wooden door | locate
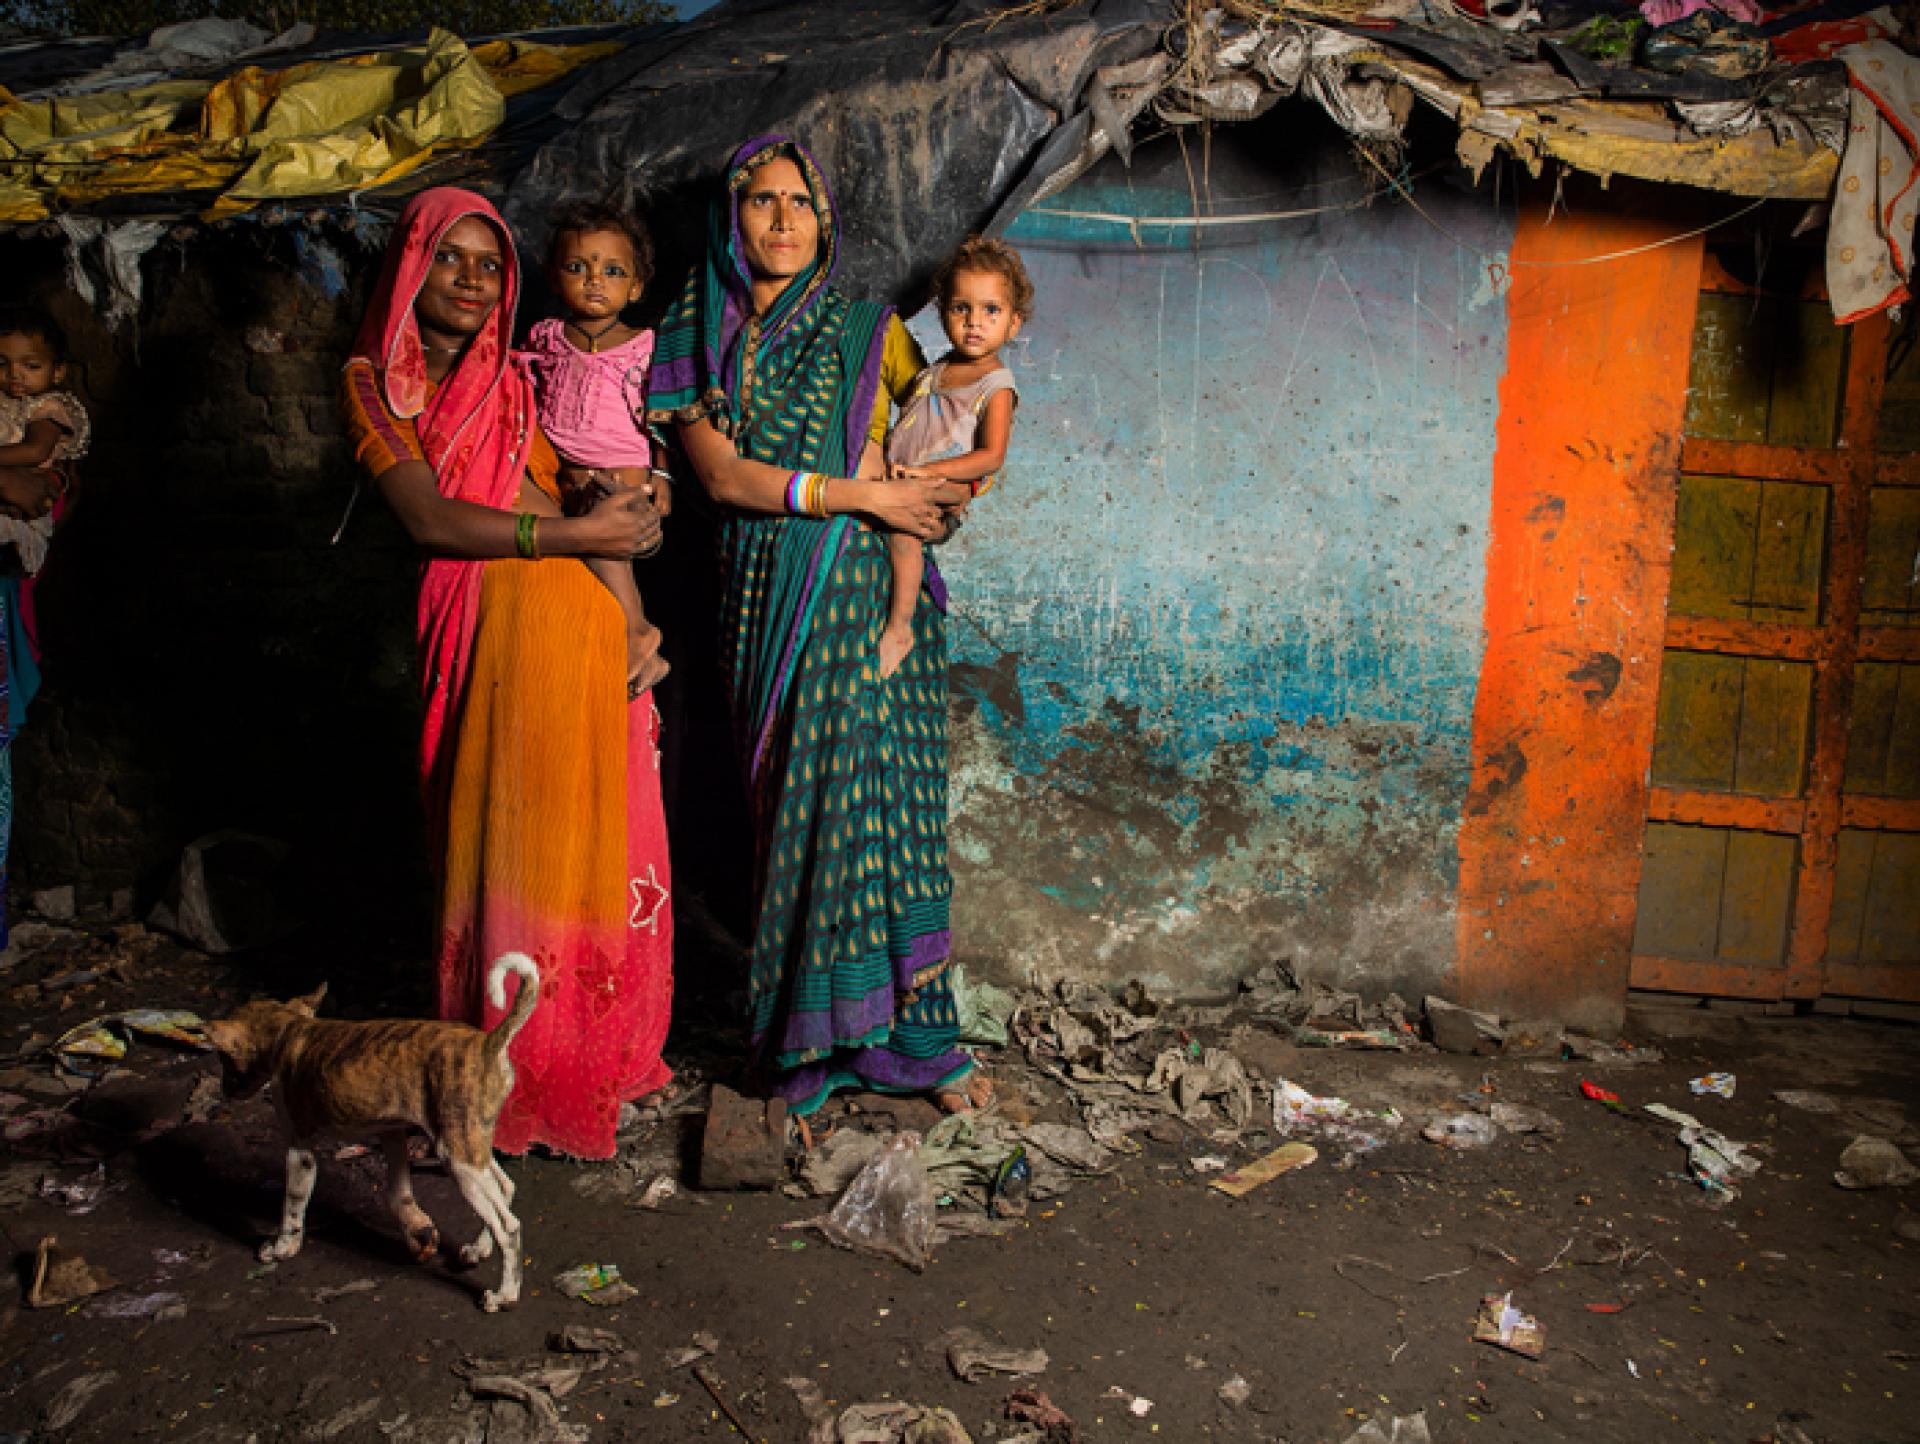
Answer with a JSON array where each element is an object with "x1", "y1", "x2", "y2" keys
[{"x1": 1630, "y1": 251, "x2": 1920, "y2": 1003}]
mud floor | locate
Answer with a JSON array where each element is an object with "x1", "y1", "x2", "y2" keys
[{"x1": 0, "y1": 922, "x2": 1916, "y2": 1443}]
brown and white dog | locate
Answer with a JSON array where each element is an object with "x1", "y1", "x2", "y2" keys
[{"x1": 202, "y1": 952, "x2": 538, "y2": 1311}]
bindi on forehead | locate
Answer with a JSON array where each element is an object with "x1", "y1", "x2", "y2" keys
[{"x1": 556, "y1": 229, "x2": 636, "y2": 266}]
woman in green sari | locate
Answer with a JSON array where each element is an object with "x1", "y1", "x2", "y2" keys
[{"x1": 651, "y1": 135, "x2": 988, "y2": 1119}]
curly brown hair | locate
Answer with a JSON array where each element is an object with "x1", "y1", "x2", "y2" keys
[
  {"x1": 932, "y1": 235, "x2": 1034, "y2": 319},
  {"x1": 545, "y1": 199, "x2": 654, "y2": 289}
]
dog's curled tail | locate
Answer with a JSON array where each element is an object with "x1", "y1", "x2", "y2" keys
[{"x1": 484, "y1": 952, "x2": 540, "y2": 1053}]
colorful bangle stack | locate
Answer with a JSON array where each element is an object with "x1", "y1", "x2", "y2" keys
[
  {"x1": 784, "y1": 471, "x2": 831, "y2": 519},
  {"x1": 514, "y1": 511, "x2": 540, "y2": 560}
]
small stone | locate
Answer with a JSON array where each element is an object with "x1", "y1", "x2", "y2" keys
[{"x1": 30, "y1": 886, "x2": 75, "y2": 921}]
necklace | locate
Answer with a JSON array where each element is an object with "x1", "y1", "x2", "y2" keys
[
  {"x1": 567, "y1": 316, "x2": 626, "y2": 354},
  {"x1": 423, "y1": 342, "x2": 465, "y2": 354}
]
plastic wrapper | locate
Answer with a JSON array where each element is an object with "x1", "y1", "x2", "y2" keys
[{"x1": 820, "y1": 1133, "x2": 939, "y2": 1273}]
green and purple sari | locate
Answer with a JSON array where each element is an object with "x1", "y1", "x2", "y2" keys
[{"x1": 650, "y1": 135, "x2": 972, "y2": 1117}]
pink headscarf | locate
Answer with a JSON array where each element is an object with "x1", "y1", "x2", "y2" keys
[{"x1": 350, "y1": 187, "x2": 535, "y2": 797}]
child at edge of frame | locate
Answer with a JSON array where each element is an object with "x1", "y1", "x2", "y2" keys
[
  {"x1": 877, "y1": 235, "x2": 1030, "y2": 679},
  {"x1": 0, "y1": 305, "x2": 87, "y2": 577},
  {"x1": 523, "y1": 199, "x2": 672, "y2": 699}
]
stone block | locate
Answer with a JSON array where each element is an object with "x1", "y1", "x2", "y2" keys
[
  {"x1": 1425, "y1": 995, "x2": 1506, "y2": 1055},
  {"x1": 30, "y1": 885, "x2": 75, "y2": 920},
  {"x1": 698, "y1": 1083, "x2": 788, "y2": 1191}
]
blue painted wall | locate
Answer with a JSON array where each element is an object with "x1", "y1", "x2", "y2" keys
[{"x1": 921, "y1": 125, "x2": 1516, "y2": 994}]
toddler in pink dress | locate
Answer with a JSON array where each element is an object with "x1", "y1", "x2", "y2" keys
[{"x1": 526, "y1": 202, "x2": 670, "y2": 695}]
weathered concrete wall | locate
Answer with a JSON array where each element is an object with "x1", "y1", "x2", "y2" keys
[{"x1": 934, "y1": 119, "x2": 1514, "y2": 997}]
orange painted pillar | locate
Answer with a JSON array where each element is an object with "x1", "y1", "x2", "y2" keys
[{"x1": 1453, "y1": 200, "x2": 1704, "y2": 1033}]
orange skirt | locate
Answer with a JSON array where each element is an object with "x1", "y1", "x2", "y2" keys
[{"x1": 432, "y1": 556, "x2": 672, "y2": 1157}]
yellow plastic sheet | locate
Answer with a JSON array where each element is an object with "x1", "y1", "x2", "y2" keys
[{"x1": 0, "y1": 30, "x2": 620, "y2": 223}]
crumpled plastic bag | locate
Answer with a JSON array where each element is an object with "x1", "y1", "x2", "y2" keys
[
  {"x1": 819, "y1": 1134, "x2": 939, "y2": 1272},
  {"x1": 1834, "y1": 1135, "x2": 1918, "y2": 1190}
]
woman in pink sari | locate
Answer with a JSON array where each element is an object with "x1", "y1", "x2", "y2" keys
[{"x1": 340, "y1": 187, "x2": 674, "y2": 1158}]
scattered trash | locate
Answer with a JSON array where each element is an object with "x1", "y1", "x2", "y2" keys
[
  {"x1": 312, "y1": 1278, "x2": 378, "y2": 1303},
  {"x1": 1341, "y1": 1413, "x2": 1433, "y2": 1444},
  {"x1": 1646, "y1": 1103, "x2": 1762, "y2": 1203},
  {"x1": 148, "y1": 829, "x2": 293, "y2": 954},
  {"x1": 1773, "y1": 1089, "x2": 1839, "y2": 1113},
  {"x1": 1209, "y1": 1141, "x2": 1317, "y2": 1197},
  {"x1": 550, "y1": 1325, "x2": 626, "y2": 1355},
  {"x1": 1580, "y1": 1080, "x2": 1628, "y2": 1112},
  {"x1": 1102, "y1": 1387, "x2": 1154, "y2": 1417},
  {"x1": 552, "y1": 1262, "x2": 638, "y2": 1307},
  {"x1": 1019, "y1": 1123, "x2": 1111, "y2": 1175},
  {"x1": 1627, "y1": 1359, "x2": 1641, "y2": 1378},
  {"x1": 52, "y1": 1009, "x2": 209, "y2": 1075},
  {"x1": 799, "y1": 1127, "x2": 892, "y2": 1198},
  {"x1": 1296, "y1": 1027, "x2": 1409, "y2": 1050},
  {"x1": 1488, "y1": 1102, "x2": 1563, "y2": 1138},
  {"x1": 1005, "y1": 1385, "x2": 1078, "y2": 1442},
  {"x1": 460, "y1": 1360, "x2": 591, "y2": 1444},
  {"x1": 84, "y1": 1289, "x2": 187, "y2": 1320},
  {"x1": 954, "y1": 963, "x2": 1017, "y2": 1048},
  {"x1": 1585, "y1": 1300, "x2": 1632, "y2": 1314},
  {"x1": 1273, "y1": 1078, "x2": 1399, "y2": 1155},
  {"x1": 26, "y1": 1235, "x2": 115, "y2": 1308},
  {"x1": 945, "y1": 1326, "x2": 1048, "y2": 1382},
  {"x1": 662, "y1": 1331, "x2": 719, "y2": 1369},
  {"x1": 41, "y1": 1371, "x2": 118, "y2": 1432},
  {"x1": 1423, "y1": 1113, "x2": 1499, "y2": 1149},
  {"x1": 1189, "y1": 1154, "x2": 1230, "y2": 1173},
  {"x1": 635, "y1": 1175, "x2": 678, "y2": 1210},
  {"x1": 785, "y1": 1375, "x2": 837, "y2": 1444},
  {"x1": 837, "y1": 1401, "x2": 974, "y2": 1443},
  {"x1": 990, "y1": 1148, "x2": 1032, "y2": 1220},
  {"x1": 1564, "y1": 1035, "x2": 1663, "y2": 1066},
  {"x1": 239, "y1": 1315, "x2": 337, "y2": 1339},
  {"x1": 807, "y1": 1133, "x2": 940, "y2": 1272},
  {"x1": 1473, "y1": 1291, "x2": 1546, "y2": 1359},
  {"x1": 38, "y1": 1163, "x2": 116, "y2": 1214},
  {"x1": 1690, "y1": 1072, "x2": 1736, "y2": 1099},
  {"x1": 1425, "y1": 996, "x2": 1506, "y2": 1055},
  {"x1": 1217, "y1": 1374, "x2": 1252, "y2": 1408},
  {"x1": 1834, "y1": 1136, "x2": 1918, "y2": 1190}
]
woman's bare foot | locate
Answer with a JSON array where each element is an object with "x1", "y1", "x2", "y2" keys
[
  {"x1": 627, "y1": 624, "x2": 670, "y2": 698},
  {"x1": 877, "y1": 622, "x2": 914, "y2": 679},
  {"x1": 933, "y1": 1069, "x2": 993, "y2": 1115}
]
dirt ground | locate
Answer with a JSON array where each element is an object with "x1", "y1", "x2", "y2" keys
[{"x1": 1, "y1": 916, "x2": 1917, "y2": 1444}]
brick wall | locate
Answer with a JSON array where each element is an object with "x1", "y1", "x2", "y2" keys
[{"x1": 4, "y1": 223, "x2": 432, "y2": 921}]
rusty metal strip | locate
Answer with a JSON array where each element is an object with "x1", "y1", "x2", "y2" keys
[
  {"x1": 1839, "y1": 795, "x2": 1920, "y2": 829},
  {"x1": 1664, "y1": 616, "x2": 1821, "y2": 661},
  {"x1": 1872, "y1": 454, "x2": 1920, "y2": 488},
  {"x1": 1784, "y1": 315, "x2": 1891, "y2": 999},
  {"x1": 1647, "y1": 786, "x2": 1806, "y2": 832},
  {"x1": 1680, "y1": 439, "x2": 1851, "y2": 485},
  {"x1": 1816, "y1": 963, "x2": 1920, "y2": 1002},
  {"x1": 1858, "y1": 628, "x2": 1920, "y2": 662},
  {"x1": 1628, "y1": 954, "x2": 1788, "y2": 1000}
]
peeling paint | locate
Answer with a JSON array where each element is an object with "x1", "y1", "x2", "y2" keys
[{"x1": 918, "y1": 126, "x2": 1514, "y2": 996}]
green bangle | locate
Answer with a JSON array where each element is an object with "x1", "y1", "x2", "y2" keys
[{"x1": 514, "y1": 511, "x2": 537, "y2": 560}]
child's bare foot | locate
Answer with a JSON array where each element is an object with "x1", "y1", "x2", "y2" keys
[
  {"x1": 627, "y1": 624, "x2": 669, "y2": 699},
  {"x1": 877, "y1": 622, "x2": 914, "y2": 679}
]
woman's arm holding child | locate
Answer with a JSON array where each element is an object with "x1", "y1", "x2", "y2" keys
[
  {"x1": 889, "y1": 389, "x2": 1016, "y2": 489},
  {"x1": 0, "y1": 418, "x2": 67, "y2": 471}
]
